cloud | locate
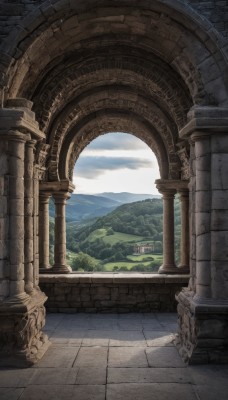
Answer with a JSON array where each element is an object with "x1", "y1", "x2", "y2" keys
[
  {"x1": 74, "y1": 156, "x2": 153, "y2": 179},
  {"x1": 84, "y1": 132, "x2": 147, "y2": 152}
]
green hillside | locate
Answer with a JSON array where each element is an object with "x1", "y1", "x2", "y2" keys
[
  {"x1": 50, "y1": 197, "x2": 181, "y2": 273},
  {"x1": 65, "y1": 199, "x2": 165, "y2": 272},
  {"x1": 49, "y1": 192, "x2": 160, "y2": 223},
  {"x1": 49, "y1": 193, "x2": 120, "y2": 222}
]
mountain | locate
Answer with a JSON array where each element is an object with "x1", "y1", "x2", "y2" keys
[
  {"x1": 49, "y1": 194, "x2": 120, "y2": 222},
  {"x1": 66, "y1": 198, "x2": 164, "y2": 259},
  {"x1": 49, "y1": 192, "x2": 161, "y2": 223},
  {"x1": 97, "y1": 192, "x2": 161, "y2": 204}
]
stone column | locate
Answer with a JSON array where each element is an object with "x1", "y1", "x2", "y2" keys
[
  {"x1": 24, "y1": 140, "x2": 36, "y2": 294},
  {"x1": 39, "y1": 192, "x2": 51, "y2": 273},
  {"x1": 175, "y1": 106, "x2": 228, "y2": 365},
  {"x1": 188, "y1": 141, "x2": 196, "y2": 292},
  {"x1": 0, "y1": 100, "x2": 50, "y2": 367},
  {"x1": 177, "y1": 189, "x2": 190, "y2": 273},
  {"x1": 158, "y1": 189, "x2": 178, "y2": 274},
  {"x1": 8, "y1": 132, "x2": 28, "y2": 298},
  {"x1": 194, "y1": 135, "x2": 212, "y2": 300},
  {"x1": 33, "y1": 166, "x2": 40, "y2": 288},
  {"x1": 52, "y1": 192, "x2": 72, "y2": 274}
]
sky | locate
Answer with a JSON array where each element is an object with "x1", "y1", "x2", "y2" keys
[{"x1": 73, "y1": 132, "x2": 160, "y2": 194}]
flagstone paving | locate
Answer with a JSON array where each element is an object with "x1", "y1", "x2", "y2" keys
[{"x1": 0, "y1": 313, "x2": 228, "y2": 400}]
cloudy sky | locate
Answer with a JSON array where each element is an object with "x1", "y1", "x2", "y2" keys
[{"x1": 73, "y1": 132, "x2": 160, "y2": 194}]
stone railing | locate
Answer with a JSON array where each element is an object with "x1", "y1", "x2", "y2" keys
[{"x1": 39, "y1": 273, "x2": 189, "y2": 313}]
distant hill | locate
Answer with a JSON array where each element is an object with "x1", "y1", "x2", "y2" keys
[
  {"x1": 49, "y1": 192, "x2": 161, "y2": 222},
  {"x1": 98, "y1": 192, "x2": 160, "y2": 204},
  {"x1": 66, "y1": 198, "x2": 165, "y2": 264},
  {"x1": 49, "y1": 194, "x2": 120, "y2": 222},
  {"x1": 65, "y1": 197, "x2": 181, "y2": 262},
  {"x1": 77, "y1": 198, "x2": 163, "y2": 242}
]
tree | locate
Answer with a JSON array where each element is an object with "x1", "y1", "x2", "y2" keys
[{"x1": 71, "y1": 252, "x2": 96, "y2": 272}]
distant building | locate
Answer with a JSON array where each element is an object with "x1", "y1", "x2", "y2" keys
[{"x1": 133, "y1": 243, "x2": 154, "y2": 255}]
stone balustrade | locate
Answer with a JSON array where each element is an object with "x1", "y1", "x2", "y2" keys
[{"x1": 39, "y1": 274, "x2": 189, "y2": 313}]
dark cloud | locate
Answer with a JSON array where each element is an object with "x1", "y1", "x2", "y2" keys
[
  {"x1": 84, "y1": 132, "x2": 147, "y2": 151},
  {"x1": 74, "y1": 156, "x2": 153, "y2": 179}
]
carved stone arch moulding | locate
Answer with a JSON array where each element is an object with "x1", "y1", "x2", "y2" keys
[
  {"x1": 47, "y1": 92, "x2": 179, "y2": 175},
  {"x1": 57, "y1": 113, "x2": 177, "y2": 183},
  {"x1": 1, "y1": 1, "x2": 227, "y2": 109}
]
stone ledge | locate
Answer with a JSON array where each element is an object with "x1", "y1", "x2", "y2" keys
[
  {"x1": 40, "y1": 273, "x2": 190, "y2": 284},
  {"x1": 39, "y1": 274, "x2": 189, "y2": 313}
]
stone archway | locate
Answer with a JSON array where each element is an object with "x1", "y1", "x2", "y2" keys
[{"x1": 0, "y1": 0, "x2": 228, "y2": 366}]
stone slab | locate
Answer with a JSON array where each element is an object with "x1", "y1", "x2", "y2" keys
[
  {"x1": 108, "y1": 347, "x2": 148, "y2": 367},
  {"x1": 33, "y1": 347, "x2": 80, "y2": 368},
  {"x1": 71, "y1": 385, "x2": 106, "y2": 399},
  {"x1": 143, "y1": 331, "x2": 175, "y2": 346},
  {"x1": 28, "y1": 368, "x2": 77, "y2": 385},
  {"x1": 75, "y1": 367, "x2": 107, "y2": 385},
  {"x1": 146, "y1": 347, "x2": 186, "y2": 368},
  {"x1": 19, "y1": 385, "x2": 74, "y2": 400},
  {"x1": 0, "y1": 369, "x2": 35, "y2": 387},
  {"x1": 107, "y1": 367, "x2": 191, "y2": 384},
  {"x1": 109, "y1": 330, "x2": 146, "y2": 347},
  {"x1": 188, "y1": 365, "x2": 228, "y2": 386},
  {"x1": 106, "y1": 383, "x2": 197, "y2": 400},
  {"x1": 195, "y1": 384, "x2": 228, "y2": 400},
  {"x1": 73, "y1": 347, "x2": 108, "y2": 367},
  {"x1": 82, "y1": 330, "x2": 110, "y2": 346},
  {"x1": 0, "y1": 388, "x2": 24, "y2": 400}
]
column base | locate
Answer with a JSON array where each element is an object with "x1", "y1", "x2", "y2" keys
[
  {"x1": 51, "y1": 264, "x2": 72, "y2": 274},
  {"x1": 177, "y1": 265, "x2": 190, "y2": 274},
  {"x1": 158, "y1": 264, "x2": 179, "y2": 274},
  {"x1": 39, "y1": 266, "x2": 53, "y2": 274},
  {"x1": 175, "y1": 288, "x2": 228, "y2": 364},
  {"x1": 0, "y1": 289, "x2": 51, "y2": 367}
]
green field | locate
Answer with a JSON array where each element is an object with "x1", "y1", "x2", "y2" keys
[
  {"x1": 85, "y1": 228, "x2": 144, "y2": 245},
  {"x1": 103, "y1": 232, "x2": 144, "y2": 245},
  {"x1": 86, "y1": 228, "x2": 107, "y2": 242},
  {"x1": 103, "y1": 260, "x2": 154, "y2": 271},
  {"x1": 127, "y1": 254, "x2": 163, "y2": 262},
  {"x1": 67, "y1": 247, "x2": 163, "y2": 272},
  {"x1": 103, "y1": 253, "x2": 162, "y2": 271}
]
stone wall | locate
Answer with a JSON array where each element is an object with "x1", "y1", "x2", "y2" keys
[
  {"x1": 0, "y1": 1, "x2": 227, "y2": 39},
  {"x1": 39, "y1": 274, "x2": 189, "y2": 313}
]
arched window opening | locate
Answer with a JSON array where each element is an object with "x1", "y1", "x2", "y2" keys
[{"x1": 47, "y1": 132, "x2": 166, "y2": 273}]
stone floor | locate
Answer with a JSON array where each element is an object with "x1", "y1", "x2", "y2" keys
[{"x1": 0, "y1": 313, "x2": 228, "y2": 400}]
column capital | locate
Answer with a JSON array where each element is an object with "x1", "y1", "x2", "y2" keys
[
  {"x1": 179, "y1": 106, "x2": 228, "y2": 140},
  {"x1": 52, "y1": 191, "x2": 71, "y2": 204},
  {"x1": 39, "y1": 192, "x2": 51, "y2": 204},
  {"x1": 0, "y1": 99, "x2": 45, "y2": 141},
  {"x1": 39, "y1": 180, "x2": 75, "y2": 193},
  {"x1": 177, "y1": 188, "x2": 189, "y2": 197},
  {"x1": 0, "y1": 129, "x2": 30, "y2": 143},
  {"x1": 155, "y1": 179, "x2": 188, "y2": 195}
]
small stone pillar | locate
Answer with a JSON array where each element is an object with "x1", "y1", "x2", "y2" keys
[
  {"x1": 8, "y1": 132, "x2": 28, "y2": 298},
  {"x1": 39, "y1": 192, "x2": 51, "y2": 273},
  {"x1": 177, "y1": 189, "x2": 190, "y2": 273},
  {"x1": 24, "y1": 140, "x2": 36, "y2": 294},
  {"x1": 52, "y1": 192, "x2": 72, "y2": 274},
  {"x1": 156, "y1": 185, "x2": 178, "y2": 274}
]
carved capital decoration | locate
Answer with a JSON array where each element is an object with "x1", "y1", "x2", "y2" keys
[
  {"x1": 35, "y1": 142, "x2": 50, "y2": 181},
  {"x1": 0, "y1": 302, "x2": 50, "y2": 367},
  {"x1": 177, "y1": 145, "x2": 190, "y2": 180}
]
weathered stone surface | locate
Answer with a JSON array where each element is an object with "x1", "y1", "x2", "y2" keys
[
  {"x1": 40, "y1": 275, "x2": 189, "y2": 313},
  {"x1": 107, "y1": 383, "x2": 196, "y2": 400},
  {"x1": 108, "y1": 347, "x2": 148, "y2": 367}
]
